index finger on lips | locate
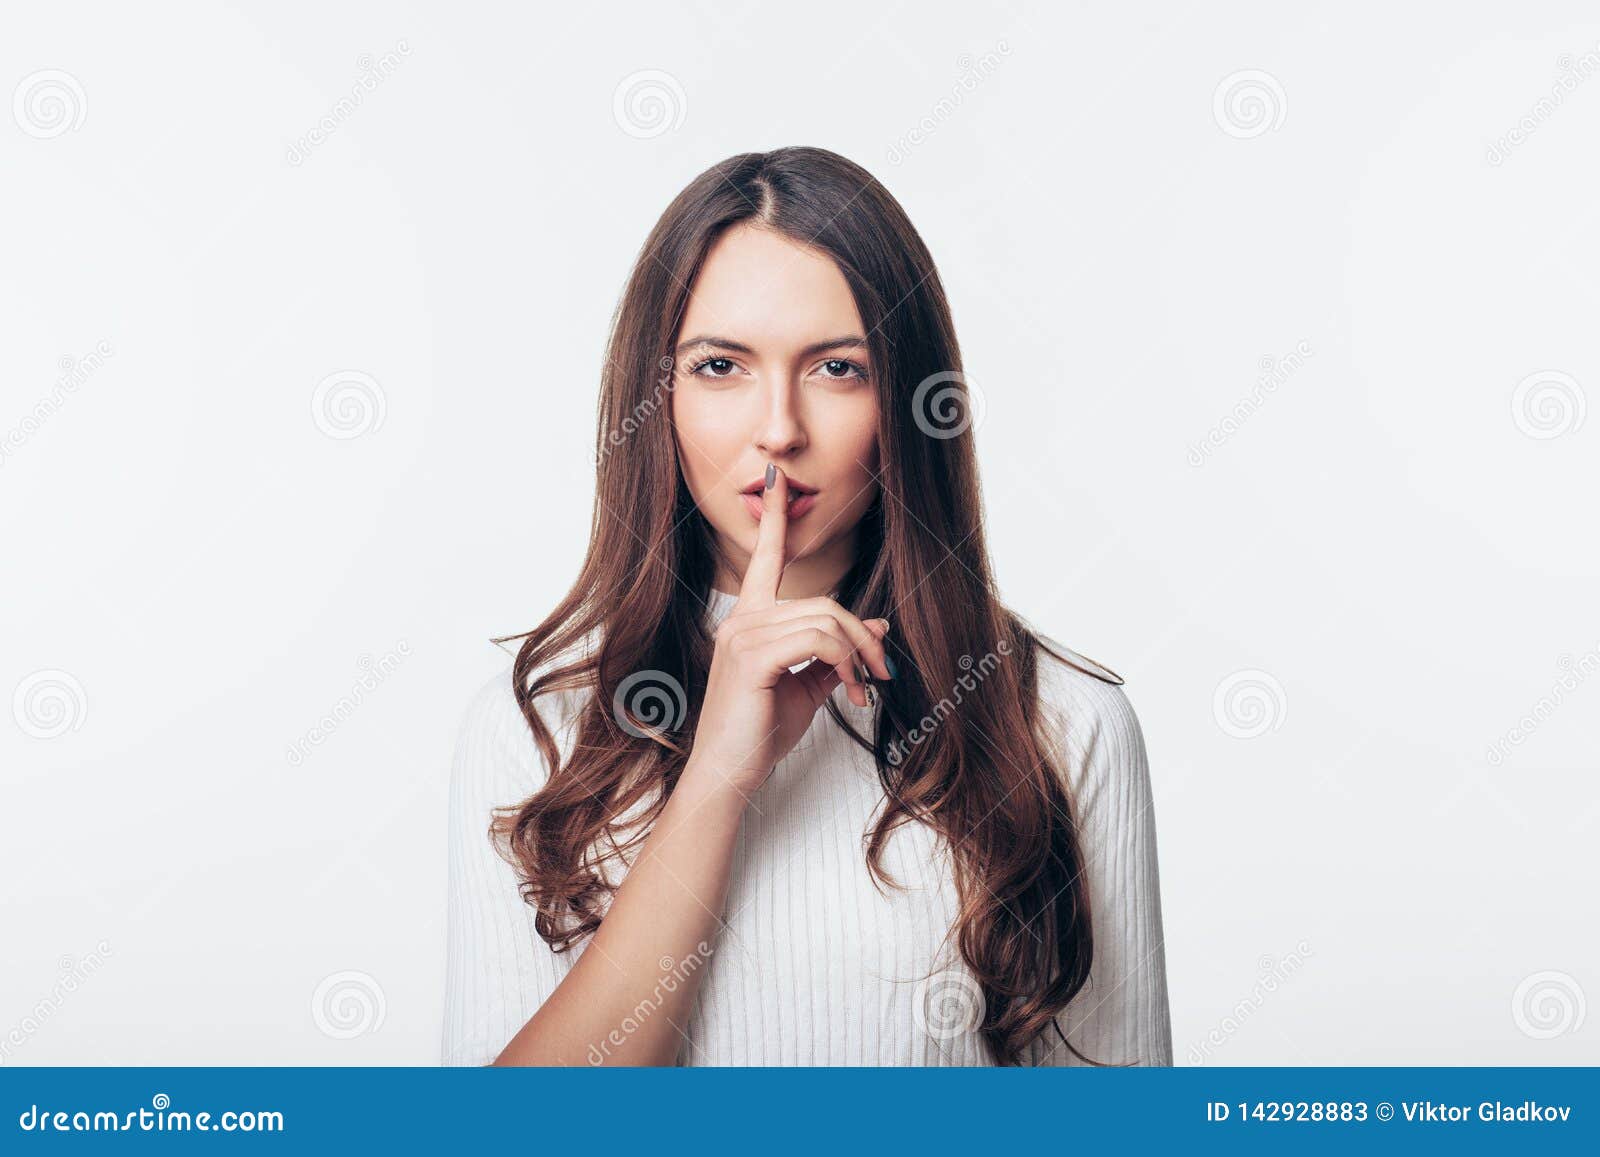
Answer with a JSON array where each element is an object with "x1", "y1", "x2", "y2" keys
[{"x1": 735, "y1": 461, "x2": 787, "y2": 610}]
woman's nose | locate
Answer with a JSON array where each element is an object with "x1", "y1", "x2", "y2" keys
[{"x1": 754, "y1": 380, "x2": 806, "y2": 456}]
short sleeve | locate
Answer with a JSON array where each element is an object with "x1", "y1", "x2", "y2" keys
[
  {"x1": 441, "y1": 667, "x2": 576, "y2": 1065},
  {"x1": 1027, "y1": 642, "x2": 1173, "y2": 1067}
]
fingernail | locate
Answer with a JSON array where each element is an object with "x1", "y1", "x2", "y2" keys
[
  {"x1": 865, "y1": 684, "x2": 877, "y2": 707},
  {"x1": 871, "y1": 618, "x2": 890, "y2": 632},
  {"x1": 885, "y1": 654, "x2": 899, "y2": 680},
  {"x1": 764, "y1": 463, "x2": 776, "y2": 490}
]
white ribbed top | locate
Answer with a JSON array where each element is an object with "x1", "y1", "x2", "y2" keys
[{"x1": 442, "y1": 587, "x2": 1172, "y2": 1066}]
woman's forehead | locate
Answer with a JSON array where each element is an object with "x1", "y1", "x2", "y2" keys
[{"x1": 679, "y1": 224, "x2": 864, "y2": 350}]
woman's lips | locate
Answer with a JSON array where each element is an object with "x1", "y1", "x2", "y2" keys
[{"x1": 741, "y1": 490, "x2": 818, "y2": 520}]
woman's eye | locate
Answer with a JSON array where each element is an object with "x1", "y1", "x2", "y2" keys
[
  {"x1": 693, "y1": 357, "x2": 737, "y2": 378},
  {"x1": 818, "y1": 359, "x2": 867, "y2": 380}
]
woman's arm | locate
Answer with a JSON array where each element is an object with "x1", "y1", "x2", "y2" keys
[
  {"x1": 442, "y1": 670, "x2": 750, "y2": 1066},
  {"x1": 490, "y1": 760, "x2": 746, "y2": 1066}
]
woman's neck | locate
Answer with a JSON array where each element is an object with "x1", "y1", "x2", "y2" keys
[{"x1": 710, "y1": 531, "x2": 856, "y2": 600}]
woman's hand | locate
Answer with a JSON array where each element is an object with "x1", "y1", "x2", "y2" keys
[{"x1": 684, "y1": 463, "x2": 893, "y2": 800}]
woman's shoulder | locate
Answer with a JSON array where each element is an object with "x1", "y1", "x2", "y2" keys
[
  {"x1": 449, "y1": 656, "x2": 594, "y2": 803},
  {"x1": 1028, "y1": 629, "x2": 1148, "y2": 801}
]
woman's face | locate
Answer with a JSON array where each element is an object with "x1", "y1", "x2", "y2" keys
[{"x1": 671, "y1": 223, "x2": 881, "y2": 598}]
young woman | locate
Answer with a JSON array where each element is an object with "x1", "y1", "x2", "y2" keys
[{"x1": 442, "y1": 146, "x2": 1171, "y2": 1067}]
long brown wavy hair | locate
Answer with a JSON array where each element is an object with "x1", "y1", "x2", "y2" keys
[{"x1": 490, "y1": 146, "x2": 1119, "y2": 1066}]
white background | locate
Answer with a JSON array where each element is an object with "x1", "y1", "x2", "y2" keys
[{"x1": 3, "y1": 1, "x2": 1596, "y2": 1065}]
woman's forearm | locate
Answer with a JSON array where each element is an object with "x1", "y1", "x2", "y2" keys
[{"x1": 491, "y1": 759, "x2": 746, "y2": 1066}]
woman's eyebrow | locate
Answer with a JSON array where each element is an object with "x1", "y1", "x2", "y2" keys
[{"x1": 674, "y1": 335, "x2": 870, "y2": 358}]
